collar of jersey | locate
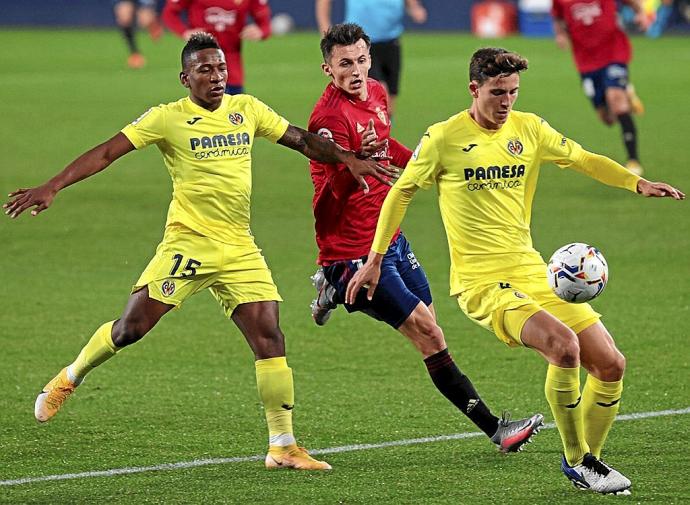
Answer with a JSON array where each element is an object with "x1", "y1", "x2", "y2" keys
[
  {"x1": 184, "y1": 95, "x2": 231, "y2": 116},
  {"x1": 463, "y1": 109, "x2": 512, "y2": 136}
]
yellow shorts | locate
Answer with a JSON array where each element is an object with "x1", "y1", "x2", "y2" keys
[
  {"x1": 457, "y1": 263, "x2": 600, "y2": 347},
  {"x1": 134, "y1": 224, "x2": 282, "y2": 316}
]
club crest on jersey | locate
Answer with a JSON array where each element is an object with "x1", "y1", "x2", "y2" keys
[
  {"x1": 161, "y1": 280, "x2": 176, "y2": 297},
  {"x1": 375, "y1": 106, "x2": 388, "y2": 126},
  {"x1": 228, "y1": 113, "x2": 244, "y2": 125},
  {"x1": 507, "y1": 138, "x2": 524, "y2": 156},
  {"x1": 356, "y1": 122, "x2": 365, "y2": 133},
  {"x1": 317, "y1": 127, "x2": 333, "y2": 141}
]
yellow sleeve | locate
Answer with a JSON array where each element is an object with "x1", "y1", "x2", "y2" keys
[
  {"x1": 121, "y1": 105, "x2": 166, "y2": 149},
  {"x1": 371, "y1": 182, "x2": 418, "y2": 254},
  {"x1": 537, "y1": 116, "x2": 640, "y2": 192},
  {"x1": 250, "y1": 96, "x2": 289, "y2": 143},
  {"x1": 405, "y1": 127, "x2": 444, "y2": 189},
  {"x1": 370, "y1": 127, "x2": 442, "y2": 253},
  {"x1": 537, "y1": 116, "x2": 586, "y2": 168},
  {"x1": 570, "y1": 150, "x2": 641, "y2": 192}
]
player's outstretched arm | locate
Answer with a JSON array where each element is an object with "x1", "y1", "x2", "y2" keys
[
  {"x1": 278, "y1": 124, "x2": 398, "y2": 193},
  {"x1": 3, "y1": 132, "x2": 135, "y2": 218},
  {"x1": 552, "y1": 19, "x2": 570, "y2": 50},
  {"x1": 637, "y1": 179, "x2": 685, "y2": 199},
  {"x1": 346, "y1": 181, "x2": 418, "y2": 303},
  {"x1": 315, "y1": 0, "x2": 332, "y2": 34}
]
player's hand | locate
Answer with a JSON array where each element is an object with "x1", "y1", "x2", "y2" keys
[
  {"x1": 346, "y1": 253, "x2": 383, "y2": 304},
  {"x1": 358, "y1": 119, "x2": 389, "y2": 159},
  {"x1": 634, "y1": 11, "x2": 651, "y2": 31},
  {"x1": 345, "y1": 156, "x2": 399, "y2": 193},
  {"x1": 407, "y1": 3, "x2": 428, "y2": 24},
  {"x1": 555, "y1": 33, "x2": 569, "y2": 50},
  {"x1": 240, "y1": 24, "x2": 264, "y2": 41},
  {"x1": 637, "y1": 179, "x2": 685, "y2": 200},
  {"x1": 3, "y1": 184, "x2": 58, "y2": 218}
]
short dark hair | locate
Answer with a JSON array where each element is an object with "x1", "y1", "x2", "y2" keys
[
  {"x1": 320, "y1": 23, "x2": 370, "y2": 62},
  {"x1": 181, "y1": 32, "x2": 221, "y2": 69},
  {"x1": 469, "y1": 48, "x2": 528, "y2": 85}
]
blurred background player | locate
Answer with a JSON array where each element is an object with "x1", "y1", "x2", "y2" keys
[
  {"x1": 163, "y1": 0, "x2": 272, "y2": 94},
  {"x1": 113, "y1": 0, "x2": 163, "y2": 69},
  {"x1": 552, "y1": 0, "x2": 649, "y2": 175},
  {"x1": 308, "y1": 24, "x2": 544, "y2": 453},
  {"x1": 316, "y1": 0, "x2": 427, "y2": 119},
  {"x1": 347, "y1": 47, "x2": 684, "y2": 495}
]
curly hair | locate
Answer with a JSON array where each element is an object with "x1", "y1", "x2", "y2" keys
[{"x1": 469, "y1": 48, "x2": 528, "y2": 84}]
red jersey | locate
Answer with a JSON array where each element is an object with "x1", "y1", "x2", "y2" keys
[
  {"x1": 162, "y1": 0, "x2": 272, "y2": 87},
  {"x1": 308, "y1": 79, "x2": 412, "y2": 265},
  {"x1": 551, "y1": 0, "x2": 631, "y2": 73}
]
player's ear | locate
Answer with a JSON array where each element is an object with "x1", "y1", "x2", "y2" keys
[
  {"x1": 321, "y1": 62, "x2": 332, "y2": 77},
  {"x1": 180, "y1": 71, "x2": 190, "y2": 88},
  {"x1": 469, "y1": 81, "x2": 480, "y2": 98}
]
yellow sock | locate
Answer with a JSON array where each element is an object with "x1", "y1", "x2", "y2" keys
[
  {"x1": 582, "y1": 375, "x2": 623, "y2": 458},
  {"x1": 255, "y1": 357, "x2": 295, "y2": 444},
  {"x1": 67, "y1": 321, "x2": 119, "y2": 383},
  {"x1": 545, "y1": 364, "x2": 589, "y2": 466}
]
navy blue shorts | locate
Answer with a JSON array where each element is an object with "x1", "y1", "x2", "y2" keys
[
  {"x1": 580, "y1": 63, "x2": 629, "y2": 109},
  {"x1": 323, "y1": 234, "x2": 432, "y2": 329}
]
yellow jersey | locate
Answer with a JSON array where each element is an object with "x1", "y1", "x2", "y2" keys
[
  {"x1": 394, "y1": 110, "x2": 639, "y2": 295},
  {"x1": 121, "y1": 94, "x2": 289, "y2": 244}
]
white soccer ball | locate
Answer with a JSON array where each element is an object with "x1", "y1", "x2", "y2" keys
[
  {"x1": 270, "y1": 13, "x2": 294, "y2": 36},
  {"x1": 546, "y1": 243, "x2": 608, "y2": 303}
]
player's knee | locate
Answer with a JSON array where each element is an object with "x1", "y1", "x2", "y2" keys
[
  {"x1": 547, "y1": 331, "x2": 580, "y2": 368},
  {"x1": 598, "y1": 351, "x2": 626, "y2": 381}
]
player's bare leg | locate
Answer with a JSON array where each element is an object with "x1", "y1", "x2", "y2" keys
[
  {"x1": 606, "y1": 87, "x2": 642, "y2": 175},
  {"x1": 398, "y1": 302, "x2": 543, "y2": 452},
  {"x1": 596, "y1": 106, "x2": 616, "y2": 126},
  {"x1": 521, "y1": 312, "x2": 630, "y2": 494},
  {"x1": 232, "y1": 301, "x2": 331, "y2": 470},
  {"x1": 137, "y1": 6, "x2": 163, "y2": 42},
  {"x1": 35, "y1": 287, "x2": 173, "y2": 422},
  {"x1": 115, "y1": 0, "x2": 146, "y2": 68}
]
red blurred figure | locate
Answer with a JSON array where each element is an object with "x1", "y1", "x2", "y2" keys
[
  {"x1": 552, "y1": 0, "x2": 648, "y2": 175},
  {"x1": 162, "y1": 0, "x2": 272, "y2": 93}
]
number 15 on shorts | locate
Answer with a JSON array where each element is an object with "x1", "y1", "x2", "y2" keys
[{"x1": 170, "y1": 253, "x2": 202, "y2": 277}]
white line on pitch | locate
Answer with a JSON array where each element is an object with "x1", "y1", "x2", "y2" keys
[{"x1": 2, "y1": 406, "x2": 688, "y2": 487}]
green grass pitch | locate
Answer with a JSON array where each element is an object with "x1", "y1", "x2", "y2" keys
[{"x1": 0, "y1": 29, "x2": 688, "y2": 503}]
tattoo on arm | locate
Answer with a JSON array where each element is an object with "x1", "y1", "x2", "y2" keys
[{"x1": 278, "y1": 124, "x2": 348, "y2": 164}]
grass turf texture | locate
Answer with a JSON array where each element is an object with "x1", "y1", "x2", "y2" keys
[{"x1": 0, "y1": 29, "x2": 688, "y2": 503}]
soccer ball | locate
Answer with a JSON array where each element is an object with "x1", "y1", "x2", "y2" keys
[{"x1": 546, "y1": 243, "x2": 608, "y2": 303}]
